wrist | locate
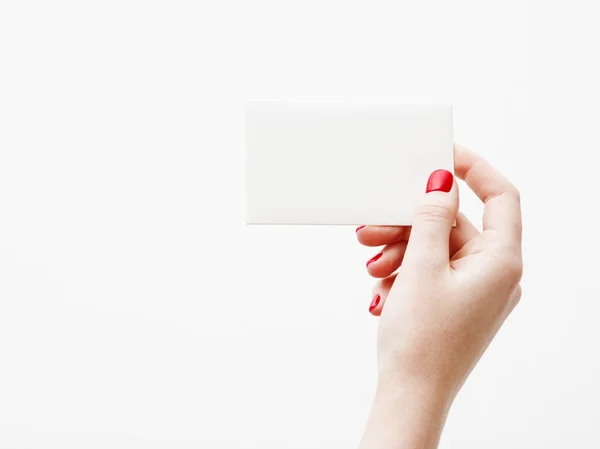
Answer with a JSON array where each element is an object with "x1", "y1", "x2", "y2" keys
[
  {"x1": 376, "y1": 353, "x2": 461, "y2": 407},
  {"x1": 375, "y1": 373, "x2": 453, "y2": 415},
  {"x1": 359, "y1": 374, "x2": 452, "y2": 449}
]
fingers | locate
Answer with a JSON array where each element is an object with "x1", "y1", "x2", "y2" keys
[
  {"x1": 454, "y1": 143, "x2": 522, "y2": 245},
  {"x1": 357, "y1": 225, "x2": 410, "y2": 279},
  {"x1": 368, "y1": 274, "x2": 397, "y2": 316},
  {"x1": 361, "y1": 212, "x2": 478, "y2": 279},
  {"x1": 356, "y1": 225, "x2": 410, "y2": 247},
  {"x1": 404, "y1": 169, "x2": 459, "y2": 268},
  {"x1": 365, "y1": 241, "x2": 408, "y2": 278},
  {"x1": 358, "y1": 212, "x2": 478, "y2": 275}
]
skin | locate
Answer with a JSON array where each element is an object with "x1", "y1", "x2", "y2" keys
[{"x1": 357, "y1": 144, "x2": 523, "y2": 449}]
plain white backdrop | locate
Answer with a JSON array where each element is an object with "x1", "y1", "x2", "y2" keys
[{"x1": 0, "y1": 1, "x2": 598, "y2": 448}]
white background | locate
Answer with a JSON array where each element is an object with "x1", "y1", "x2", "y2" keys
[{"x1": 0, "y1": 1, "x2": 597, "y2": 448}]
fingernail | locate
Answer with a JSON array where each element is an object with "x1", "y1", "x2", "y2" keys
[
  {"x1": 356, "y1": 225, "x2": 366, "y2": 232},
  {"x1": 426, "y1": 169, "x2": 454, "y2": 193},
  {"x1": 366, "y1": 252, "x2": 382, "y2": 267},
  {"x1": 369, "y1": 294, "x2": 380, "y2": 312}
]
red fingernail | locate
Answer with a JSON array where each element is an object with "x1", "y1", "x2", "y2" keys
[
  {"x1": 356, "y1": 225, "x2": 366, "y2": 232},
  {"x1": 369, "y1": 294, "x2": 380, "y2": 312},
  {"x1": 366, "y1": 252, "x2": 382, "y2": 267},
  {"x1": 426, "y1": 169, "x2": 454, "y2": 193}
]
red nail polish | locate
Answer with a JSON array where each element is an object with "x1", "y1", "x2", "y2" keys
[
  {"x1": 369, "y1": 294, "x2": 380, "y2": 312},
  {"x1": 356, "y1": 225, "x2": 366, "y2": 232},
  {"x1": 426, "y1": 169, "x2": 454, "y2": 193},
  {"x1": 366, "y1": 252, "x2": 382, "y2": 267}
]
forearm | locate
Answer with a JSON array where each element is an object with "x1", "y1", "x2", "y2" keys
[{"x1": 359, "y1": 377, "x2": 451, "y2": 449}]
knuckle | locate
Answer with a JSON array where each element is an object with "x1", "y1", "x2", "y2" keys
[
  {"x1": 415, "y1": 203, "x2": 453, "y2": 224},
  {"x1": 492, "y1": 185, "x2": 520, "y2": 203},
  {"x1": 514, "y1": 285, "x2": 523, "y2": 303},
  {"x1": 508, "y1": 186, "x2": 521, "y2": 204},
  {"x1": 508, "y1": 284, "x2": 522, "y2": 311},
  {"x1": 503, "y1": 254, "x2": 523, "y2": 283}
]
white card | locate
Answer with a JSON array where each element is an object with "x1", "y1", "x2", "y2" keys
[{"x1": 246, "y1": 102, "x2": 453, "y2": 225}]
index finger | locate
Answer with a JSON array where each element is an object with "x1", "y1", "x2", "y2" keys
[{"x1": 454, "y1": 143, "x2": 522, "y2": 245}]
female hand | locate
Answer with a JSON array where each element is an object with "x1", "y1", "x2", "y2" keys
[{"x1": 357, "y1": 144, "x2": 523, "y2": 449}]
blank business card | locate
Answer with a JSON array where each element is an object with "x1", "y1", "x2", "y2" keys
[{"x1": 246, "y1": 102, "x2": 453, "y2": 225}]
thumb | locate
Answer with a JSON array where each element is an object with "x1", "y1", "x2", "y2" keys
[{"x1": 404, "y1": 169, "x2": 458, "y2": 267}]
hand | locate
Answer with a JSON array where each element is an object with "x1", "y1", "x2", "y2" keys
[{"x1": 357, "y1": 144, "x2": 523, "y2": 448}]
